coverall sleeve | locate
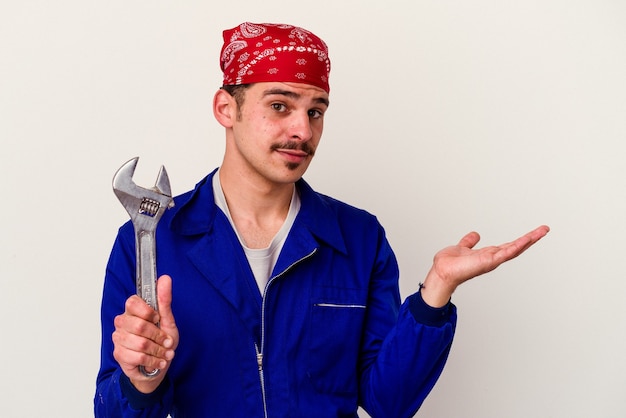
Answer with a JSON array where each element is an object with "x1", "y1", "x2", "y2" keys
[
  {"x1": 358, "y1": 225, "x2": 457, "y2": 418},
  {"x1": 94, "y1": 228, "x2": 174, "y2": 418}
]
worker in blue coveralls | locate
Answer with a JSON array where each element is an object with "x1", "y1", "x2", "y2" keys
[{"x1": 95, "y1": 21, "x2": 550, "y2": 417}]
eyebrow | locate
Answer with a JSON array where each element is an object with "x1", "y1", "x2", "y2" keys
[{"x1": 262, "y1": 88, "x2": 330, "y2": 107}]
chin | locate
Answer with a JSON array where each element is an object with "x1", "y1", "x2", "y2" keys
[{"x1": 275, "y1": 167, "x2": 307, "y2": 184}]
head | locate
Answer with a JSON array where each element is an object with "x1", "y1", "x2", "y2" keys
[{"x1": 214, "y1": 22, "x2": 331, "y2": 186}]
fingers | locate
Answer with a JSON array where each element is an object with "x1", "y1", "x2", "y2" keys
[
  {"x1": 515, "y1": 225, "x2": 550, "y2": 247},
  {"x1": 112, "y1": 323, "x2": 174, "y2": 371},
  {"x1": 495, "y1": 225, "x2": 551, "y2": 263},
  {"x1": 458, "y1": 225, "x2": 549, "y2": 252},
  {"x1": 112, "y1": 287, "x2": 177, "y2": 382},
  {"x1": 529, "y1": 224, "x2": 550, "y2": 241},
  {"x1": 124, "y1": 294, "x2": 160, "y2": 324},
  {"x1": 113, "y1": 305, "x2": 173, "y2": 360}
]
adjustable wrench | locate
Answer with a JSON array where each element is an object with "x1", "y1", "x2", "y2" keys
[{"x1": 112, "y1": 157, "x2": 174, "y2": 377}]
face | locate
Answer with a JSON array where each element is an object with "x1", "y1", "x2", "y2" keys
[{"x1": 222, "y1": 82, "x2": 330, "y2": 187}]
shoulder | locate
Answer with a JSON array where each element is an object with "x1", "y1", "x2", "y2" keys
[
  {"x1": 299, "y1": 179, "x2": 379, "y2": 222},
  {"x1": 297, "y1": 179, "x2": 386, "y2": 247}
]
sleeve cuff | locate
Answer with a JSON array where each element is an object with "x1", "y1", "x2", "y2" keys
[
  {"x1": 407, "y1": 291, "x2": 453, "y2": 327},
  {"x1": 119, "y1": 372, "x2": 171, "y2": 410}
]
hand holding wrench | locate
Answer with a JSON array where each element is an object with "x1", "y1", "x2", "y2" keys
[{"x1": 113, "y1": 157, "x2": 174, "y2": 377}]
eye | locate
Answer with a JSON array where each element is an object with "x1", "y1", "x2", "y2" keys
[
  {"x1": 308, "y1": 109, "x2": 324, "y2": 119},
  {"x1": 271, "y1": 103, "x2": 287, "y2": 112}
]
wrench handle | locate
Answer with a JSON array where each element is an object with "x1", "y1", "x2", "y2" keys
[
  {"x1": 136, "y1": 229, "x2": 161, "y2": 377},
  {"x1": 137, "y1": 230, "x2": 159, "y2": 311}
]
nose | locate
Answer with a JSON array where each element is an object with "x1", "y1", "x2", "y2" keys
[{"x1": 288, "y1": 111, "x2": 313, "y2": 142}]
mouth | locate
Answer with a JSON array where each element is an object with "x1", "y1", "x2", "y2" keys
[
  {"x1": 271, "y1": 142, "x2": 315, "y2": 165},
  {"x1": 276, "y1": 148, "x2": 310, "y2": 163}
]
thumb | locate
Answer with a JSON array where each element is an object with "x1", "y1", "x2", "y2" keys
[
  {"x1": 458, "y1": 231, "x2": 481, "y2": 249},
  {"x1": 157, "y1": 275, "x2": 178, "y2": 342}
]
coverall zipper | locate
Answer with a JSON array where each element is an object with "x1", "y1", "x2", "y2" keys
[{"x1": 255, "y1": 248, "x2": 317, "y2": 418}]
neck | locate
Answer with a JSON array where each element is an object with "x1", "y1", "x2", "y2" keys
[
  {"x1": 219, "y1": 164, "x2": 294, "y2": 212},
  {"x1": 217, "y1": 164, "x2": 295, "y2": 248}
]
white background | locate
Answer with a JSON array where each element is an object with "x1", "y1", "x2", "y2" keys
[{"x1": 1, "y1": 1, "x2": 625, "y2": 417}]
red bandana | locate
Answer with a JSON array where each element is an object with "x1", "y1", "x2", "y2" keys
[{"x1": 220, "y1": 22, "x2": 331, "y2": 93}]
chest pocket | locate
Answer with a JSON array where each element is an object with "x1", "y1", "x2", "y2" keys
[{"x1": 307, "y1": 285, "x2": 368, "y2": 395}]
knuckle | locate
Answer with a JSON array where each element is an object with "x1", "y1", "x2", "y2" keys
[
  {"x1": 111, "y1": 330, "x2": 122, "y2": 345},
  {"x1": 137, "y1": 352, "x2": 159, "y2": 369},
  {"x1": 125, "y1": 296, "x2": 150, "y2": 316},
  {"x1": 112, "y1": 346, "x2": 125, "y2": 364},
  {"x1": 113, "y1": 314, "x2": 126, "y2": 329},
  {"x1": 136, "y1": 337, "x2": 152, "y2": 352},
  {"x1": 135, "y1": 319, "x2": 155, "y2": 336},
  {"x1": 124, "y1": 296, "x2": 137, "y2": 311}
]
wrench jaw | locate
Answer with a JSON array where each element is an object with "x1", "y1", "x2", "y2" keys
[
  {"x1": 155, "y1": 165, "x2": 174, "y2": 205},
  {"x1": 113, "y1": 157, "x2": 175, "y2": 223},
  {"x1": 112, "y1": 157, "x2": 174, "y2": 379}
]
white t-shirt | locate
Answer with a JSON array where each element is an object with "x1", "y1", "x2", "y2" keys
[{"x1": 212, "y1": 170, "x2": 301, "y2": 295}]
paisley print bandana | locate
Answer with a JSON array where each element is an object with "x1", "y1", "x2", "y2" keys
[{"x1": 220, "y1": 22, "x2": 331, "y2": 93}]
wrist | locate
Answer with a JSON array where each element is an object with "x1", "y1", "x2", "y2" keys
[
  {"x1": 420, "y1": 270, "x2": 456, "y2": 308},
  {"x1": 130, "y1": 376, "x2": 165, "y2": 395},
  {"x1": 120, "y1": 372, "x2": 170, "y2": 409}
]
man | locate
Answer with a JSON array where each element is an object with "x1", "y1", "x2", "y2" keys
[{"x1": 95, "y1": 22, "x2": 549, "y2": 417}]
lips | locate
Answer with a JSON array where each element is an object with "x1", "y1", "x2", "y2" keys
[
  {"x1": 271, "y1": 142, "x2": 315, "y2": 164},
  {"x1": 276, "y1": 148, "x2": 310, "y2": 163}
]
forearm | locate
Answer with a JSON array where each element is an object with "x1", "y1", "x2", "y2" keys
[{"x1": 360, "y1": 296, "x2": 456, "y2": 417}]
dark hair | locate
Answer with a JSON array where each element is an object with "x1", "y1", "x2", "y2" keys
[{"x1": 221, "y1": 84, "x2": 251, "y2": 109}]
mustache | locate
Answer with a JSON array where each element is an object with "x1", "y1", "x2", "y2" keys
[{"x1": 270, "y1": 141, "x2": 316, "y2": 157}]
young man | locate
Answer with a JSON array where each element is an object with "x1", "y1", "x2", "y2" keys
[{"x1": 95, "y1": 22, "x2": 549, "y2": 417}]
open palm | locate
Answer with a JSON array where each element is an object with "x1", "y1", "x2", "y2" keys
[{"x1": 422, "y1": 225, "x2": 550, "y2": 307}]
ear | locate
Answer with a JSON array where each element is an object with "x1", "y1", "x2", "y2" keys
[{"x1": 213, "y1": 88, "x2": 237, "y2": 128}]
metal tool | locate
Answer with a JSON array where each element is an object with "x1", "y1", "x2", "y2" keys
[{"x1": 112, "y1": 157, "x2": 174, "y2": 377}]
